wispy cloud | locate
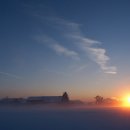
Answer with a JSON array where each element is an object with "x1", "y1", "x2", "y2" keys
[
  {"x1": 36, "y1": 35, "x2": 79, "y2": 60},
  {"x1": 73, "y1": 37, "x2": 117, "y2": 74},
  {"x1": 51, "y1": 44, "x2": 79, "y2": 60},
  {"x1": 50, "y1": 17, "x2": 117, "y2": 74},
  {"x1": 0, "y1": 72, "x2": 21, "y2": 79},
  {"x1": 75, "y1": 38, "x2": 117, "y2": 74},
  {"x1": 87, "y1": 48, "x2": 117, "y2": 74},
  {"x1": 34, "y1": 13, "x2": 117, "y2": 74}
]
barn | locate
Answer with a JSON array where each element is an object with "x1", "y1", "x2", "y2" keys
[{"x1": 27, "y1": 92, "x2": 69, "y2": 104}]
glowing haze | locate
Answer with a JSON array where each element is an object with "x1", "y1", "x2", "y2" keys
[{"x1": 0, "y1": 0, "x2": 130, "y2": 101}]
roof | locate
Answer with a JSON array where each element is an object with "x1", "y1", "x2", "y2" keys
[{"x1": 27, "y1": 96, "x2": 62, "y2": 103}]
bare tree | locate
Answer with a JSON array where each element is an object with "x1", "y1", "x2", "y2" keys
[{"x1": 95, "y1": 95, "x2": 103, "y2": 104}]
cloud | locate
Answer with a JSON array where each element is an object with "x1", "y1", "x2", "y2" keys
[
  {"x1": 51, "y1": 44, "x2": 79, "y2": 59},
  {"x1": 87, "y1": 48, "x2": 117, "y2": 74},
  {"x1": 0, "y1": 72, "x2": 21, "y2": 79},
  {"x1": 34, "y1": 14, "x2": 117, "y2": 74},
  {"x1": 77, "y1": 38, "x2": 117, "y2": 74},
  {"x1": 69, "y1": 35, "x2": 101, "y2": 46},
  {"x1": 35, "y1": 35, "x2": 79, "y2": 60},
  {"x1": 50, "y1": 18, "x2": 117, "y2": 74}
]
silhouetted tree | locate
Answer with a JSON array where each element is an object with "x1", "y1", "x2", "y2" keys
[{"x1": 95, "y1": 95, "x2": 103, "y2": 104}]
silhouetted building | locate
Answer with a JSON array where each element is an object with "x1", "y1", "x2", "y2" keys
[
  {"x1": 0, "y1": 97, "x2": 25, "y2": 104},
  {"x1": 27, "y1": 92, "x2": 69, "y2": 104}
]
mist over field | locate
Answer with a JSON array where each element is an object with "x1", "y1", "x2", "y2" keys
[{"x1": 0, "y1": 105, "x2": 130, "y2": 130}]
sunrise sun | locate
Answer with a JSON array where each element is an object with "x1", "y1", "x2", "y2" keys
[
  {"x1": 122, "y1": 96, "x2": 130, "y2": 107},
  {"x1": 127, "y1": 97, "x2": 130, "y2": 103}
]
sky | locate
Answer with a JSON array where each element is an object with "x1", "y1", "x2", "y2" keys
[{"x1": 0, "y1": 0, "x2": 130, "y2": 101}]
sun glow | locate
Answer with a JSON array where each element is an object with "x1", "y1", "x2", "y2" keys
[
  {"x1": 128, "y1": 97, "x2": 130, "y2": 103},
  {"x1": 122, "y1": 96, "x2": 130, "y2": 107}
]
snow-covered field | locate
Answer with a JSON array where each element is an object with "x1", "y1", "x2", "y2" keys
[{"x1": 0, "y1": 105, "x2": 130, "y2": 130}]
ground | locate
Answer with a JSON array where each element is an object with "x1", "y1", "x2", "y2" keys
[{"x1": 0, "y1": 105, "x2": 130, "y2": 130}]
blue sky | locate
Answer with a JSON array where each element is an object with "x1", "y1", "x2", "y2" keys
[{"x1": 0, "y1": 0, "x2": 130, "y2": 100}]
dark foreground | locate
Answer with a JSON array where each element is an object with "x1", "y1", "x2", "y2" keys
[{"x1": 0, "y1": 105, "x2": 130, "y2": 130}]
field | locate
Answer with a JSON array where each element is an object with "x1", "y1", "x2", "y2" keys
[{"x1": 0, "y1": 105, "x2": 130, "y2": 130}]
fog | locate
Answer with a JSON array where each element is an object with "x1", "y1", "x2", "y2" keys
[{"x1": 0, "y1": 105, "x2": 130, "y2": 130}]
